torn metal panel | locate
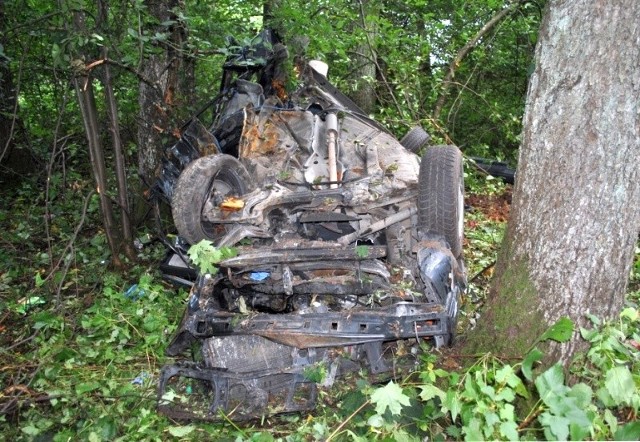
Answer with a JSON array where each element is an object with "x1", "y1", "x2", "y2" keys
[{"x1": 152, "y1": 29, "x2": 466, "y2": 422}]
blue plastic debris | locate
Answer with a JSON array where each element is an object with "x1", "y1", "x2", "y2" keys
[
  {"x1": 131, "y1": 372, "x2": 150, "y2": 386},
  {"x1": 124, "y1": 284, "x2": 146, "y2": 300},
  {"x1": 249, "y1": 272, "x2": 270, "y2": 282}
]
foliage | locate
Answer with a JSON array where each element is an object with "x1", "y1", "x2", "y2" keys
[
  {"x1": 2, "y1": 170, "x2": 638, "y2": 440},
  {"x1": 1, "y1": 1, "x2": 637, "y2": 440},
  {"x1": 186, "y1": 240, "x2": 237, "y2": 275}
]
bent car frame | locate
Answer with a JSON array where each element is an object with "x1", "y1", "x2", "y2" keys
[{"x1": 151, "y1": 30, "x2": 466, "y2": 421}]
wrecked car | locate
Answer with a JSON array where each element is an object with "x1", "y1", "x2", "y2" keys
[{"x1": 151, "y1": 30, "x2": 466, "y2": 421}]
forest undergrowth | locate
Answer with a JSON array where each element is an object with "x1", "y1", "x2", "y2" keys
[{"x1": 0, "y1": 168, "x2": 638, "y2": 441}]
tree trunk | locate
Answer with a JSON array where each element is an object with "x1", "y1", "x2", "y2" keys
[
  {"x1": 101, "y1": 50, "x2": 137, "y2": 260},
  {"x1": 74, "y1": 75, "x2": 122, "y2": 268},
  {"x1": 72, "y1": 9, "x2": 122, "y2": 268},
  {"x1": 137, "y1": 0, "x2": 194, "y2": 184},
  {"x1": 464, "y1": 0, "x2": 640, "y2": 367},
  {"x1": 97, "y1": 0, "x2": 136, "y2": 260},
  {"x1": 350, "y1": 0, "x2": 378, "y2": 115},
  {"x1": 0, "y1": 0, "x2": 18, "y2": 167}
]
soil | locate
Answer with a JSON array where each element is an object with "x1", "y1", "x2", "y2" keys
[{"x1": 466, "y1": 186, "x2": 512, "y2": 222}]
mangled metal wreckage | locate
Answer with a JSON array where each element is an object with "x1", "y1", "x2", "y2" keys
[{"x1": 152, "y1": 31, "x2": 466, "y2": 421}]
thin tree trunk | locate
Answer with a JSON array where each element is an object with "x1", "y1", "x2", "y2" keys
[
  {"x1": 350, "y1": 0, "x2": 378, "y2": 115},
  {"x1": 71, "y1": 9, "x2": 122, "y2": 267},
  {"x1": 0, "y1": 0, "x2": 20, "y2": 166},
  {"x1": 97, "y1": 0, "x2": 136, "y2": 260},
  {"x1": 74, "y1": 75, "x2": 122, "y2": 268},
  {"x1": 464, "y1": 0, "x2": 640, "y2": 367},
  {"x1": 102, "y1": 48, "x2": 136, "y2": 260}
]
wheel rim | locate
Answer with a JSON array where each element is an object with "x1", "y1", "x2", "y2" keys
[{"x1": 200, "y1": 171, "x2": 243, "y2": 240}]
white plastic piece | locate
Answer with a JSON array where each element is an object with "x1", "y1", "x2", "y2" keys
[{"x1": 309, "y1": 60, "x2": 329, "y2": 77}]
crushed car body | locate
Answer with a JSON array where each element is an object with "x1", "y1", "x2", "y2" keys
[{"x1": 151, "y1": 30, "x2": 466, "y2": 421}]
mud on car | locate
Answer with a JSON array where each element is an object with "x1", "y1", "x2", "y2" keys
[{"x1": 151, "y1": 30, "x2": 466, "y2": 421}]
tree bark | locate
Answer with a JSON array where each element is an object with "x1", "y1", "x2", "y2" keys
[
  {"x1": 465, "y1": 0, "x2": 640, "y2": 367},
  {"x1": 0, "y1": 0, "x2": 19, "y2": 167},
  {"x1": 74, "y1": 75, "x2": 122, "y2": 268},
  {"x1": 97, "y1": 0, "x2": 136, "y2": 260},
  {"x1": 72, "y1": 9, "x2": 122, "y2": 268},
  {"x1": 137, "y1": 0, "x2": 194, "y2": 184},
  {"x1": 349, "y1": 0, "x2": 379, "y2": 115}
]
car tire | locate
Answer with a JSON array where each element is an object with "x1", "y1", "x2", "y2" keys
[
  {"x1": 172, "y1": 154, "x2": 253, "y2": 244},
  {"x1": 400, "y1": 126, "x2": 431, "y2": 153},
  {"x1": 417, "y1": 145, "x2": 464, "y2": 258}
]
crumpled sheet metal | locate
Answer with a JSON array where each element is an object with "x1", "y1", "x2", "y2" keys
[{"x1": 237, "y1": 105, "x2": 420, "y2": 190}]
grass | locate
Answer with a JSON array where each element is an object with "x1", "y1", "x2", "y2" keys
[{"x1": 0, "y1": 170, "x2": 638, "y2": 441}]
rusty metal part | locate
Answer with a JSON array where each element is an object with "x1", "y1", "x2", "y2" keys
[
  {"x1": 182, "y1": 302, "x2": 449, "y2": 346},
  {"x1": 220, "y1": 245, "x2": 387, "y2": 267}
]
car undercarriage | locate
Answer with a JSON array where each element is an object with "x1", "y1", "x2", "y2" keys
[{"x1": 151, "y1": 30, "x2": 466, "y2": 421}]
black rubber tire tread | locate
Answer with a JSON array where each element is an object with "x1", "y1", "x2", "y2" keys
[
  {"x1": 417, "y1": 145, "x2": 464, "y2": 258},
  {"x1": 400, "y1": 126, "x2": 430, "y2": 153},
  {"x1": 172, "y1": 154, "x2": 253, "y2": 244}
]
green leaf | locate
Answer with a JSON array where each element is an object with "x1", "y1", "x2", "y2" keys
[
  {"x1": 539, "y1": 317, "x2": 574, "y2": 343},
  {"x1": 495, "y1": 387, "x2": 515, "y2": 402},
  {"x1": 604, "y1": 408, "x2": 618, "y2": 435},
  {"x1": 535, "y1": 364, "x2": 568, "y2": 406},
  {"x1": 570, "y1": 421, "x2": 591, "y2": 441},
  {"x1": 355, "y1": 245, "x2": 370, "y2": 258},
  {"x1": 76, "y1": 381, "x2": 100, "y2": 395},
  {"x1": 419, "y1": 384, "x2": 445, "y2": 401},
  {"x1": 604, "y1": 366, "x2": 634, "y2": 405},
  {"x1": 366, "y1": 413, "x2": 385, "y2": 428},
  {"x1": 167, "y1": 425, "x2": 195, "y2": 437},
  {"x1": 462, "y1": 417, "x2": 484, "y2": 442},
  {"x1": 160, "y1": 390, "x2": 177, "y2": 405},
  {"x1": 539, "y1": 412, "x2": 570, "y2": 441},
  {"x1": 620, "y1": 307, "x2": 638, "y2": 321},
  {"x1": 568, "y1": 383, "x2": 592, "y2": 408},
  {"x1": 461, "y1": 375, "x2": 479, "y2": 400},
  {"x1": 499, "y1": 421, "x2": 519, "y2": 441},
  {"x1": 35, "y1": 272, "x2": 45, "y2": 287},
  {"x1": 499, "y1": 403, "x2": 515, "y2": 422},
  {"x1": 443, "y1": 390, "x2": 462, "y2": 422},
  {"x1": 614, "y1": 422, "x2": 640, "y2": 441},
  {"x1": 370, "y1": 381, "x2": 410, "y2": 416},
  {"x1": 21, "y1": 425, "x2": 40, "y2": 436},
  {"x1": 484, "y1": 411, "x2": 500, "y2": 432},
  {"x1": 446, "y1": 425, "x2": 462, "y2": 438},
  {"x1": 522, "y1": 347, "x2": 543, "y2": 381},
  {"x1": 495, "y1": 365, "x2": 514, "y2": 385},
  {"x1": 596, "y1": 386, "x2": 615, "y2": 407},
  {"x1": 187, "y1": 240, "x2": 237, "y2": 274}
]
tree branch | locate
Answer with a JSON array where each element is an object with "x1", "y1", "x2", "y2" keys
[
  {"x1": 84, "y1": 58, "x2": 163, "y2": 96},
  {"x1": 432, "y1": 0, "x2": 525, "y2": 120}
]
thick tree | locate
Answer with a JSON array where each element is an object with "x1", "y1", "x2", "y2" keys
[
  {"x1": 137, "y1": 0, "x2": 194, "y2": 184},
  {"x1": 465, "y1": 0, "x2": 640, "y2": 366}
]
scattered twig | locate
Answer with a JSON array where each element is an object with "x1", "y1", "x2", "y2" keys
[{"x1": 40, "y1": 188, "x2": 95, "y2": 304}]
